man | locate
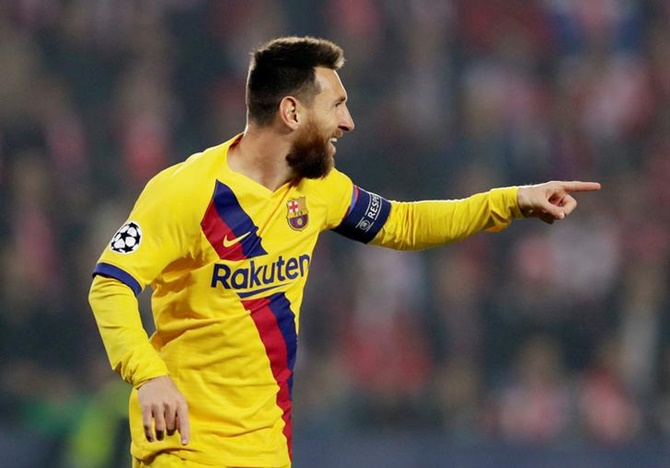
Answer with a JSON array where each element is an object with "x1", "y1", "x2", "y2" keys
[{"x1": 89, "y1": 36, "x2": 600, "y2": 467}]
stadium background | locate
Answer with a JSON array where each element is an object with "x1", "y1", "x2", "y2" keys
[{"x1": 1, "y1": 1, "x2": 669, "y2": 466}]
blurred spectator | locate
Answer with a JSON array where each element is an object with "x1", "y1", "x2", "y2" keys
[
  {"x1": 486, "y1": 335, "x2": 574, "y2": 443},
  {"x1": 60, "y1": 377, "x2": 131, "y2": 468},
  {"x1": 341, "y1": 245, "x2": 433, "y2": 428},
  {"x1": 577, "y1": 335, "x2": 643, "y2": 444},
  {"x1": 654, "y1": 344, "x2": 670, "y2": 439},
  {"x1": 2, "y1": 150, "x2": 63, "y2": 314},
  {"x1": 432, "y1": 355, "x2": 484, "y2": 441},
  {"x1": 429, "y1": 239, "x2": 493, "y2": 365},
  {"x1": 618, "y1": 261, "x2": 667, "y2": 399}
]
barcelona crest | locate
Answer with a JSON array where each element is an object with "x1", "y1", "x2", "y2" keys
[{"x1": 286, "y1": 196, "x2": 309, "y2": 231}]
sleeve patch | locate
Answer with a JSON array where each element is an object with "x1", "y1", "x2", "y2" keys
[
  {"x1": 332, "y1": 186, "x2": 391, "y2": 243},
  {"x1": 109, "y1": 221, "x2": 142, "y2": 254}
]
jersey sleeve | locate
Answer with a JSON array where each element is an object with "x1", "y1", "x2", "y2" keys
[
  {"x1": 331, "y1": 185, "x2": 392, "y2": 243},
  {"x1": 93, "y1": 166, "x2": 197, "y2": 294},
  {"x1": 90, "y1": 164, "x2": 201, "y2": 386},
  {"x1": 89, "y1": 275, "x2": 169, "y2": 387},
  {"x1": 318, "y1": 168, "x2": 392, "y2": 243},
  {"x1": 325, "y1": 168, "x2": 522, "y2": 248},
  {"x1": 370, "y1": 187, "x2": 523, "y2": 250}
]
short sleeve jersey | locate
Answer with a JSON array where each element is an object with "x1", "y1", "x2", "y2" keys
[{"x1": 93, "y1": 135, "x2": 391, "y2": 466}]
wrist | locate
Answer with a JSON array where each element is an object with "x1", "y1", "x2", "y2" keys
[{"x1": 516, "y1": 186, "x2": 532, "y2": 217}]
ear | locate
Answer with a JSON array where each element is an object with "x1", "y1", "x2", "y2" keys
[{"x1": 278, "y1": 96, "x2": 302, "y2": 130}]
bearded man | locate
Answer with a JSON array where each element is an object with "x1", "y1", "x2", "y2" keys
[{"x1": 89, "y1": 36, "x2": 600, "y2": 468}]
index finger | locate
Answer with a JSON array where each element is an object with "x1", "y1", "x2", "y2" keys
[
  {"x1": 560, "y1": 181, "x2": 601, "y2": 193},
  {"x1": 176, "y1": 402, "x2": 190, "y2": 445}
]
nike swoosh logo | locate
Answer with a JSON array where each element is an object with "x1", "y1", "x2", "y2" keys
[{"x1": 223, "y1": 231, "x2": 251, "y2": 248}]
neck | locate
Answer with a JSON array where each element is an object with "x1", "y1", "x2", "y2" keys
[{"x1": 227, "y1": 124, "x2": 295, "y2": 191}]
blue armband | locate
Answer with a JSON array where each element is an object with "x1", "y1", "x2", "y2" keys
[{"x1": 332, "y1": 186, "x2": 391, "y2": 243}]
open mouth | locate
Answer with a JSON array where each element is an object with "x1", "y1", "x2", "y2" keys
[{"x1": 329, "y1": 131, "x2": 343, "y2": 153}]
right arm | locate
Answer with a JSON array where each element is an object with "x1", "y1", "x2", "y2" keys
[
  {"x1": 88, "y1": 275, "x2": 168, "y2": 386},
  {"x1": 88, "y1": 162, "x2": 202, "y2": 445},
  {"x1": 89, "y1": 275, "x2": 190, "y2": 444}
]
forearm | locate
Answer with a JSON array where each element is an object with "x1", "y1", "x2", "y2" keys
[
  {"x1": 371, "y1": 187, "x2": 523, "y2": 250},
  {"x1": 88, "y1": 275, "x2": 169, "y2": 388}
]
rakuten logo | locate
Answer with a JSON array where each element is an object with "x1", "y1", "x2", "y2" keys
[{"x1": 210, "y1": 254, "x2": 311, "y2": 294}]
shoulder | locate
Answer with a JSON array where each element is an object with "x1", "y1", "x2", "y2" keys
[
  {"x1": 296, "y1": 168, "x2": 356, "y2": 229},
  {"x1": 298, "y1": 167, "x2": 353, "y2": 197},
  {"x1": 135, "y1": 142, "x2": 233, "y2": 221},
  {"x1": 146, "y1": 141, "x2": 230, "y2": 195}
]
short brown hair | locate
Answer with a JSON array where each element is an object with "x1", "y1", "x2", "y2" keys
[{"x1": 246, "y1": 36, "x2": 345, "y2": 126}]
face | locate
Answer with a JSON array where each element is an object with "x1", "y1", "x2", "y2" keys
[{"x1": 286, "y1": 68, "x2": 355, "y2": 179}]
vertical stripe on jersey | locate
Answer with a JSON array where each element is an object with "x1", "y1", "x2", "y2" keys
[
  {"x1": 242, "y1": 293, "x2": 297, "y2": 460},
  {"x1": 201, "y1": 181, "x2": 267, "y2": 260}
]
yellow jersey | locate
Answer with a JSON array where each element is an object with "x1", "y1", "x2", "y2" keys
[{"x1": 91, "y1": 134, "x2": 522, "y2": 466}]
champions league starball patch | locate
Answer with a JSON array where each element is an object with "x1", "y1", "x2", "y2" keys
[
  {"x1": 286, "y1": 197, "x2": 308, "y2": 231},
  {"x1": 109, "y1": 221, "x2": 142, "y2": 254}
]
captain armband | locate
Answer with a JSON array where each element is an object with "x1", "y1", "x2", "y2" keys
[{"x1": 332, "y1": 186, "x2": 391, "y2": 243}]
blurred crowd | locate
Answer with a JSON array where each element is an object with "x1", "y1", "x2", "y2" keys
[{"x1": 1, "y1": 0, "x2": 670, "y2": 465}]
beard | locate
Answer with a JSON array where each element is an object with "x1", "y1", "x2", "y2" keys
[{"x1": 286, "y1": 117, "x2": 335, "y2": 179}]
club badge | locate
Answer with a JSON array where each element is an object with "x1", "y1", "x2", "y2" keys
[{"x1": 286, "y1": 196, "x2": 308, "y2": 231}]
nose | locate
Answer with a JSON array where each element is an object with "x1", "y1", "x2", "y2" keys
[{"x1": 340, "y1": 105, "x2": 355, "y2": 132}]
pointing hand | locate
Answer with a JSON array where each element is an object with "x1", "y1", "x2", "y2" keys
[{"x1": 517, "y1": 181, "x2": 601, "y2": 224}]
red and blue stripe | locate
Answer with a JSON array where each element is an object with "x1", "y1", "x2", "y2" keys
[
  {"x1": 201, "y1": 181, "x2": 296, "y2": 457},
  {"x1": 242, "y1": 292, "x2": 297, "y2": 459},
  {"x1": 201, "y1": 181, "x2": 267, "y2": 260}
]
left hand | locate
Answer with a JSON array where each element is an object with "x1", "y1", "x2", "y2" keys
[{"x1": 517, "y1": 181, "x2": 601, "y2": 224}]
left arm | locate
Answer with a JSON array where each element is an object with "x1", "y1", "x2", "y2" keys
[
  {"x1": 369, "y1": 181, "x2": 601, "y2": 250},
  {"x1": 371, "y1": 187, "x2": 522, "y2": 250}
]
